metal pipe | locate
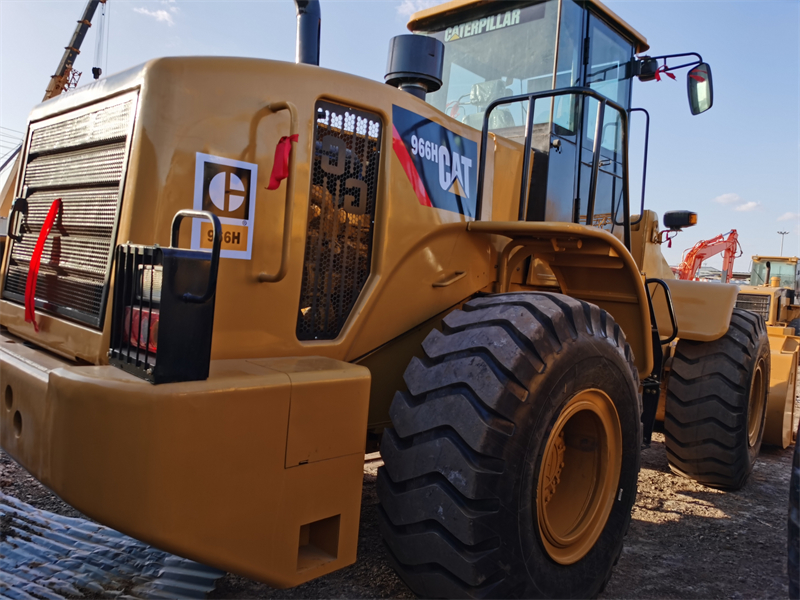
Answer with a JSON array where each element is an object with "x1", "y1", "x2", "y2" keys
[
  {"x1": 294, "y1": 0, "x2": 320, "y2": 66},
  {"x1": 620, "y1": 107, "x2": 631, "y2": 249}
]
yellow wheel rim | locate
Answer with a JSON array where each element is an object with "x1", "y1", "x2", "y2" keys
[
  {"x1": 537, "y1": 389, "x2": 623, "y2": 565},
  {"x1": 747, "y1": 357, "x2": 767, "y2": 447}
]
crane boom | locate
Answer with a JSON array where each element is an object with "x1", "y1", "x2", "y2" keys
[
  {"x1": 43, "y1": 0, "x2": 106, "y2": 101},
  {"x1": 677, "y1": 229, "x2": 741, "y2": 282}
]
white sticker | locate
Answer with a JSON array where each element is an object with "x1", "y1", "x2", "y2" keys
[{"x1": 191, "y1": 153, "x2": 258, "y2": 260}]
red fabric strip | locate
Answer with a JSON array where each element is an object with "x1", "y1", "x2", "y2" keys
[
  {"x1": 267, "y1": 134, "x2": 299, "y2": 190},
  {"x1": 24, "y1": 198, "x2": 62, "y2": 332},
  {"x1": 391, "y1": 124, "x2": 432, "y2": 208},
  {"x1": 655, "y1": 65, "x2": 676, "y2": 82}
]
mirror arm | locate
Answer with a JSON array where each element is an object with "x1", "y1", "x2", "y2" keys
[{"x1": 645, "y1": 52, "x2": 704, "y2": 74}]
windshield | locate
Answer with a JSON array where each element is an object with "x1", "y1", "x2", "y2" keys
[
  {"x1": 425, "y1": 1, "x2": 558, "y2": 131},
  {"x1": 751, "y1": 260, "x2": 797, "y2": 287}
]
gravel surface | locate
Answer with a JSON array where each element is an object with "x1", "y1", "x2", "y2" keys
[{"x1": 0, "y1": 432, "x2": 793, "y2": 598}]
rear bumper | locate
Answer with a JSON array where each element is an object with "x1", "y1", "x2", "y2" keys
[{"x1": 0, "y1": 330, "x2": 371, "y2": 588}]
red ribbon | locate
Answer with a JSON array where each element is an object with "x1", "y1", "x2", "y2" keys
[
  {"x1": 24, "y1": 198, "x2": 62, "y2": 332},
  {"x1": 655, "y1": 65, "x2": 676, "y2": 82},
  {"x1": 267, "y1": 134, "x2": 299, "y2": 190}
]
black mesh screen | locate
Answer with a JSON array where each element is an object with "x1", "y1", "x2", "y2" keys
[{"x1": 296, "y1": 101, "x2": 382, "y2": 340}]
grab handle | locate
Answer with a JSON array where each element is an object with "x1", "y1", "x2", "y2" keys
[
  {"x1": 258, "y1": 101, "x2": 299, "y2": 283},
  {"x1": 171, "y1": 209, "x2": 221, "y2": 303},
  {"x1": 645, "y1": 278, "x2": 678, "y2": 345},
  {"x1": 7, "y1": 197, "x2": 28, "y2": 242}
]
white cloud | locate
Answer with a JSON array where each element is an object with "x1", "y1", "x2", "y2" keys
[
  {"x1": 713, "y1": 193, "x2": 743, "y2": 205},
  {"x1": 134, "y1": 7, "x2": 174, "y2": 25},
  {"x1": 397, "y1": 0, "x2": 440, "y2": 18},
  {"x1": 778, "y1": 212, "x2": 800, "y2": 221},
  {"x1": 134, "y1": 2, "x2": 178, "y2": 25},
  {"x1": 713, "y1": 192, "x2": 761, "y2": 212}
]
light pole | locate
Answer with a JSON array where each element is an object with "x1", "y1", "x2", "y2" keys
[{"x1": 778, "y1": 231, "x2": 789, "y2": 256}]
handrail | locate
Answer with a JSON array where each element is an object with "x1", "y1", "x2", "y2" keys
[
  {"x1": 475, "y1": 86, "x2": 632, "y2": 250},
  {"x1": 258, "y1": 101, "x2": 299, "y2": 283},
  {"x1": 628, "y1": 108, "x2": 650, "y2": 226},
  {"x1": 171, "y1": 210, "x2": 222, "y2": 304}
]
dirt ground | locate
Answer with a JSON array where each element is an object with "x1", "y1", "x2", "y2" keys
[{"x1": 0, "y1": 430, "x2": 793, "y2": 599}]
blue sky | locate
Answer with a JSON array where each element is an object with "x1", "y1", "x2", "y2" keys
[{"x1": 1, "y1": 0, "x2": 798, "y2": 268}]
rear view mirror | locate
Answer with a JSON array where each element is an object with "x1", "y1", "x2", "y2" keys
[{"x1": 688, "y1": 63, "x2": 713, "y2": 115}]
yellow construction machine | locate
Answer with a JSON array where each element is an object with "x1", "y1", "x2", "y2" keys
[
  {"x1": 0, "y1": 0, "x2": 785, "y2": 597},
  {"x1": 734, "y1": 255, "x2": 800, "y2": 448}
]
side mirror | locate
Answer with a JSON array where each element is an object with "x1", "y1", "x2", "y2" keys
[
  {"x1": 663, "y1": 210, "x2": 697, "y2": 231},
  {"x1": 688, "y1": 63, "x2": 713, "y2": 115}
]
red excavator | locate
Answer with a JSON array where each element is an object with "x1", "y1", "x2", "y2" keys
[{"x1": 676, "y1": 229, "x2": 741, "y2": 282}]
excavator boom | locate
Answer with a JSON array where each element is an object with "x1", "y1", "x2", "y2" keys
[{"x1": 677, "y1": 229, "x2": 740, "y2": 282}]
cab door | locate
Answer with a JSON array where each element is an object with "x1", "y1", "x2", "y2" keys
[{"x1": 576, "y1": 13, "x2": 634, "y2": 236}]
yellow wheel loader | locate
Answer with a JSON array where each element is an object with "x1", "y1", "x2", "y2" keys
[
  {"x1": 0, "y1": 0, "x2": 779, "y2": 597},
  {"x1": 734, "y1": 255, "x2": 800, "y2": 448}
]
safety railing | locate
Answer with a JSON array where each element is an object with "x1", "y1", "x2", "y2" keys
[{"x1": 475, "y1": 86, "x2": 632, "y2": 250}]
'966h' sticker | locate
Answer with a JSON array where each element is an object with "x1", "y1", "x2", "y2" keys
[
  {"x1": 392, "y1": 105, "x2": 478, "y2": 218},
  {"x1": 191, "y1": 153, "x2": 258, "y2": 260}
]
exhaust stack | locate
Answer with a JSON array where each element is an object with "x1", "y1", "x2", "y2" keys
[{"x1": 295, "y1": 0, "x2": 321, "y2": 66}]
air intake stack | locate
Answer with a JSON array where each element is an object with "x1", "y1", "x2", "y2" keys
[{"x1": 295, "y1": 0, "x2": 321, "y2": 66}]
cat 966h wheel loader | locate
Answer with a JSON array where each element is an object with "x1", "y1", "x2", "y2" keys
[{"x1": 0, "y1": 0, "x2": 781, "y2": 596}]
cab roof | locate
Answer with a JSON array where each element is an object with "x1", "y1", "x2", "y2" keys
[
  {"x1": 407, "y1": 0, "x2": 650, "y2": 54},
  {"x1": 753, "y1": 256, "x2": 799, "y2": 263}
]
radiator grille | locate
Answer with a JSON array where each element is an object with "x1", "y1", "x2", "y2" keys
[
  {"x1": 296, "y1": 101, "x2": 382, "y2": 340},
  {"x1": 3, "y1": 93, "x2": 137, "y2": 328},
  {"x1": 735, "y1": 294, "x2": 771, "y2": 322}
]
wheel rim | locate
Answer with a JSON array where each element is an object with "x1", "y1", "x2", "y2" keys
[
  {"x1": 747, "y1": 357, "x2": 767, "y2": 447},
  {"x1": 537, "y1": 389, "x2": 623, "y2": 565}
]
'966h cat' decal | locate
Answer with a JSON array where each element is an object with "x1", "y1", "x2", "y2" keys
[{"x1": 391, "y1": 105, "x2": 478, "y2": 218}]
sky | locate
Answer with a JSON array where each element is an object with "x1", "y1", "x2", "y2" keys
[{"x1": 0, "y1": 0, "x2": 798, "y2": 270}]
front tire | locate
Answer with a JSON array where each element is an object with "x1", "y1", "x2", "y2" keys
[
  {"x1": 664, "y1": 308, "x2": 770, "y2": 489},
  {"x1": 377, "y1": 292, "x2": 641, "y2": 598}
]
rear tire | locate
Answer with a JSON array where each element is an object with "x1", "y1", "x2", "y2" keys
[
  {"x1": 377, "y1": 292, "x2": 641, "y2": 598},
  {"x1": 664, "y1": 308, "x2": 769, "y2": 489}
]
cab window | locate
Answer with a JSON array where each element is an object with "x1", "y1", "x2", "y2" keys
[{"x1": 425, "y1": 1, "x2": 558, "y2": 132}]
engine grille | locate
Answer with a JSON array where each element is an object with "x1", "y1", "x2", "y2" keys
[
  {"x1": 3, "y1": 93, "x2": 137, "y2": 328},
  {"x1": 735, "y1": 293, "x2": 771, "y2": 322},
  {"x1": 296, "y1": 101, "x2": 382, "y2": 340}
]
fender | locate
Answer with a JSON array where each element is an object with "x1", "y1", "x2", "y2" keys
[
  {"x1": 467, "y1": 221, "x2": 653, "y2": 379},
  {"x1": 651, "y1": 279, "x2": 738, "y2": 342}
]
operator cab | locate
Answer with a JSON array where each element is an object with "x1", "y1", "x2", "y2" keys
[
  {"x1": 406, "y1": 0, "x2": 712, "y2": 245},
  {"x1": 751, "y1": 256, "x2": 800, "y2": 298}
]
